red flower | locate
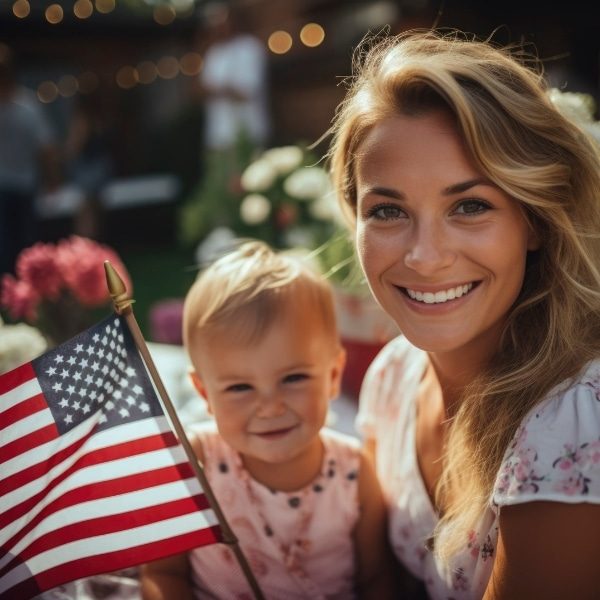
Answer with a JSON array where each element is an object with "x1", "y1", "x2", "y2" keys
[
  {"x1": 16, "y1": 242, "x2": 63, "y2": 299},
  {"x1": 0, "y1": 275, "x2": 39, "y2": 322}
]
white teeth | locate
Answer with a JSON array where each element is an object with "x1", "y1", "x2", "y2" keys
[{"x1": 406, "y1": 283, "x2": 474, "y2": 304}]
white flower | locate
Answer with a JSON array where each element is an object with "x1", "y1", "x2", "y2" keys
[
  {"x1": 0, "y1": 322, "x2": 47, "y2": 374},
  {"x1": 309, "y1": 191, "x2": 346, "y2": 225},
  {"x1": 194, "y1": 226, "x2": 237, "y2": 265},
  {"x1": 261, "y1": 146, "x2": 304, "y2": 175},
  {"x1": 549, "y1": 88, "x2": 596, "y2": 124},
  {"x1": 240, "y1": 159, "x2": 277, "y2": 192},
  {"x1": 283, "y1": 166, "x2": 331, "y2": 200},
  {"x1": 240, "y1": 193, "x2": 271, "y2": 224}
]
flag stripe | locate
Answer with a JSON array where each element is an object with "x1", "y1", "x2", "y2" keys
[
  {"x1": 1, "y1": 511, "x2": 221, "y2": 595},
  {"x1": 1, "y1": 493, "x2": 212, "y2": 578},
  {"x1": 0, "y1": 362, "x2": 36, "y2": 400},
  {"x1": 1, "y1": 434, "x2": 187, "y2": 536},
  {"x1": 1, "y1": 410, "x2": 56, "y2": 451},
  {"x1": 1, "y1": 464, "x2": 201, "y2": 562},
  {"x1": 2, "y1": 527, "x2": 221, "y2": 600},
  {"x1": 0, "y1": 393, "x2": 47, "y2": 432}
]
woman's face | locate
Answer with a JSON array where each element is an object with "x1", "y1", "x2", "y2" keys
[{"x1": 354, "y1": 111, "x2": 538, "y2": 362}]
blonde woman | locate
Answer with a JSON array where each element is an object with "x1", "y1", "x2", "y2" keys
[{"x1": 328, "y1": 30, "x2": 600, "y2": 599}]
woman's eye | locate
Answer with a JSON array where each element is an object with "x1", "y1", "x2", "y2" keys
[
  {"x1": 283, "y1": 373, "x2": 309, "y2": 384},
  {"x1": 366, "y1": 203, "x2": 405, "y2": 221},
  {"x1": 453, "y1": 199, "x2": 491, "y2": 215}
]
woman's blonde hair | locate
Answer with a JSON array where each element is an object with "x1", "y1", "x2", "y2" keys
[
  {"x1": 328, "y1": 29, "x2": 600, "y2": 560},
  {"x1": 183, "y1": 240, "x2": 339, "y2": 354}
]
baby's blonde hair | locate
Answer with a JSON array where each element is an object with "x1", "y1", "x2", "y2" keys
[{"x1": 183, "y1": 240, "x2": 339, "y2": 354}]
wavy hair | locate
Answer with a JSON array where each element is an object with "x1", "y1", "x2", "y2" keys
[{"x1": 328, "y1": 29, "x2": 600, "y2": 560}]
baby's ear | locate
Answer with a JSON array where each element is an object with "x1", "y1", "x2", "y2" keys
[
  {"x1": 328, "y1": 346, "x2": 347, "y2": 401},
  {"x1": 188, "y1": 368, "x2": 213, "y2": 414}
]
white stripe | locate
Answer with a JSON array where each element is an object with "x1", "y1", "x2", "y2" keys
[
  {"x1": 1, "y1": 476, "x2": 205, "y2": 571},
  {"x1": 0, "y1": 510, "x2": 219, "y2": 594},
  {"x1": 0, "y1": 409, "x2": 54, "y2": 449},
  {"x1": 0, "y1": 378, "x2": 41, "y2": 414},
  {"x1": 1, "y1": 414, "x2": 174, "y2": 485},
  {"x1": 0, "y1": 424, "x2": 190, "y2": 545}
]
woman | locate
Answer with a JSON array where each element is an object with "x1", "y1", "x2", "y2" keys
[{"x1": 328, "y1": 30, "x2": 600, "y2": 599}]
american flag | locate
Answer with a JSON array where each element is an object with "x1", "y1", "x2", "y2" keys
[{"x1": 0, "y1": 314, "x2": 221, "y2": 600}]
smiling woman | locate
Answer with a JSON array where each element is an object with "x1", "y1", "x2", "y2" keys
[{"x1": 328, "y1": 29, "x2": 600, "y2": 599}]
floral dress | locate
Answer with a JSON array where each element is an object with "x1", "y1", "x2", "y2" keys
[
  {"x1": 357, "y1": 335, "x2": 600, "y2": 600},
  {"x1": 187, "y1": 422, "x2": 361, "y2": 599}
]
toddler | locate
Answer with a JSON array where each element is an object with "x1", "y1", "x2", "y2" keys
[{"x1": 140, "y1": 240, "x2": 395, "y2": 599}]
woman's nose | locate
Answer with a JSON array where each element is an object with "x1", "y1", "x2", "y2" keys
[{"x1": 403, "y1": 221, "x2": 456, "y2": 275}]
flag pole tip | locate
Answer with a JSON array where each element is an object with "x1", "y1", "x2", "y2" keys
[{"x1": 104, "y1": 260, "x2": 134, "y2": 314}]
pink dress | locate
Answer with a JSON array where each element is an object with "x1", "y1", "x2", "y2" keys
[
  {"x1": 187, "y1": 422, "x2": 361, "y2": 599},
  {"x1": 357, "y1": 335, "x2": 600, "y2": 600}
]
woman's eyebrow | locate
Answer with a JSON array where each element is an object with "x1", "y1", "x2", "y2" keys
[{"x1": 442, "y1": 178, "x2": 491, "y2": 195}]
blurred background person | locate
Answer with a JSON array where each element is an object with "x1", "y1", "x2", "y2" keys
[
  {"x1": 0, "y1": 43, "x2": 59, "y2": 275},
  {"x1": 64, "y1": 90, "x2": 115, "y2": 241}
]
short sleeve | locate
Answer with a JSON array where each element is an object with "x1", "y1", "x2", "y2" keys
[
  {"x1": 493, "y1": 369, "x2": 600, "y2": 509},
  {"x1": 355, "y1": 336, "x2": 422, "y2": 439}
]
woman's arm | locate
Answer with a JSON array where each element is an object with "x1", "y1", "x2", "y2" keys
[
  {"x1": 140, "y1": 552, "x2": 194, "y2": 600},
  {"x1": 484, "y1": 501, "x2": 600, "y2": 599},
  {"x1": 353, "y1": 446, "x2": 398, "y2": 600}
]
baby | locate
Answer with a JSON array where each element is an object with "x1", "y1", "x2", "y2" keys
[{"x1": 141, "y1": 240, "x2": 395, "y2": 599}]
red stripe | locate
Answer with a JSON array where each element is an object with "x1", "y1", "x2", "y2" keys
[
  {"x1": 0, "y1": 423, "x2": 59, "y2": 464},
  {"x1": 0, "y1": 430, "x2": 181, "y2": 529},
  {"x1": 0, "y1": 362, "x2": 35, "y2": 395},
  {"x1": 2, "y1": 527, "x2": 222, "y2": 600},
  {"x1": 1, "y1": 494, "x2": 213, "y2": 579},
  {"x1": 1, "y1": 461, "x2": 201, "y2": 555},
  {"x1": 0, "y1": 393, "x2": 47, "y2": 432}
]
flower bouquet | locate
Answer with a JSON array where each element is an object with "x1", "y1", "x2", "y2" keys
[{"x1": 0, "y1": 236, "x2": 131, "y2": 346}]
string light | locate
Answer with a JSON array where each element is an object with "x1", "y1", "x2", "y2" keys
[
  {"x1": 58, "y1": 74, "x2": 79, "y2": 97},
  {"x1": 95, "y1": 0, "x2": 115, "y2": 14},
  {"x1": 153, "y1": 5, "x2": 176, "y2": 26},
  {"x1": 136, "y1": 60, "x2": 158, "y2": 85},
  {"x1": 115, "y1": 66, "x2": 138, "y2": 89},
  {"x1": 37, "y1": 81, "x2": 59, "y2": 103},
  {"x1": 179, "y1": 52, "x2": 202, "y2": 76},
  {"x1": 156, "y1": 56, "x2": 179, "y2": 79}
]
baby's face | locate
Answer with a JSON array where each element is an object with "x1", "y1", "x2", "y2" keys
[{"x1": 190, "y1": 307, "x2": 345, "y2": 475}]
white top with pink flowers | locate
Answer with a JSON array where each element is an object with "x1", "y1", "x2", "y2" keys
[{"x1": 356, "y1": 335, "x2": 600, "y2": 600}]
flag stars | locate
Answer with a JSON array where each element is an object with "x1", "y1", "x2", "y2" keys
[
  {"x1": 52, "y1": 382, "x2": 62, "y2": 392},
  {"x1": 113, "y1": 390, "x2": 123, "y2": 400},
  {"x1": 80, "y1": 388, "x2": 88, "y2": 398},
  {"x1": 93, "y1": 333, "x2": 100, "y2": 343},
  {"x1": 60, "y1": 369, "x2": 69, "y2": 379},
  {"x1": 105, "y1": 400, "x2": 115, "y2": 410},
  {"x1": 126, "y1": 395, "x2": 136, "y2": 406},
  {"x1": 132, "y1": 384, "x2": 142, "y2": 395},
  {"x1": 45, "y1": 366, "x2": 57, "y2": 376},
  {"x1": 139, "y1": 401, "x2": 150, "y2": 412},
  {"x1": 64, "y1": 414, "x2": 73, "y2": 424},
  {"x1": 73, "y1": 372, "x2": 82, "y2": 382},
  {"x1": 119, "y1": 407, "x2": 130, "y2": 418},
  {"x1": 79, "y1": 358, "x2": 89, "y2": 369},
  {"x1": 81, "y1": 404, "x2": 91, "y2": 414},
  {"x1": 68, "y1": 356, "x2": 77, "y2": 366},
  {"x1": 67, "y1": 384, "x2": 76, "y2": 395},
  {"x1": 89, "y1": 390, "x2": 97, "y2": 400},
  {"x1": 91, "y1": 362, "x2": 100, "y2": 371},
  {"x1": 85, "y1": 374, "x2": 94, "y2": 385},
  {"x1": 59, "y1": 398, "x2": 69, "y2": 408},
  {"x1": 54, "y1": 354, "x2": 64, "y2": 364},
  {"x1": 99, "y1": 413, "x2": 107, "y2": 424},
  {"x1": 126, "y1": 367, "x2": 136, "y2": 377},
  {"x1": 72, "y1": 400, "x2": 81, "y2": 410},
  {"x1": 86, "y1": 345, "x2": 95, "y2": 355},
  {"x1": 75, "y1": 344, "x2": 84, "y2": 353}
]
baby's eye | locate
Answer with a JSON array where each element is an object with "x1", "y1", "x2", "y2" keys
[
  {"x1": 366, "y1": 203, "x2": 406, "y2": 221},
  {"x1": 452, "y1": 199, "x2": 491, "y2": 216},
  {"x1": 225, "y1": 383, "x2": 252, "y2": 393},
  {"x1": 283, "y1": 373, "x2": 309, "y2": 384}
]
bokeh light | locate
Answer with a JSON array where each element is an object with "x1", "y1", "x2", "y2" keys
[
  {"x1": 74, "y1": 0, "x2": 94, "y2": 19},
  {"x1": 95, "y1": 0, "x2": 115, "y2": 14},
  {"x1": 137, "y1": 61, "x2": 158, "y2": 85},
  {"x1": 179, "y1": 52, "x2": 202, "y2": 76},
  {"x1": 116, "y1": 66, "x2": 138, "y2": 89},
  {"x1": 37, "y1": 81, "x2": 59, "y2": 103},
  {"x1": 58, "y1": 74, "x2": 79, "y2": 97},
  {"x1": 12, "y1": 0, "x2": 30, "y2": 19},
  {"x1": 300, "y1": 23, "x2": 325, "y2": 48},
  {"x1": 156, "y1": 56, "x2": 179, "y2": 79},
  {"x1": 153, "y1": 5, "x2": 176, "y2": 25},
  {"x1": 45, "y1": 4, "x2": 64, "y2": 24},
  {"x1": 268, "y1": 31, "x2": 293, "y2": 55}
]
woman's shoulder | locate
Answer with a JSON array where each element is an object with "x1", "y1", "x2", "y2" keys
[{"x1": 493, "y1": 359, "x2": 600, "y2": 508}]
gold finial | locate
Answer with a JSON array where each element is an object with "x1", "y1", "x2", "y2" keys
[{"x1": 104, "y1": 260, "x2": 135, "y2": 314}]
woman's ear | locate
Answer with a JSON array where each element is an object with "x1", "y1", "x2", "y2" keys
[
  {"x1": 328, "y1": 346, "x2": 347, "y2": 401},
  {"x1": 189, "y1": 369, "x2": 213, "y2": 414}
]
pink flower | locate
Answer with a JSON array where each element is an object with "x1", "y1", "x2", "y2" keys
[
  {"x1": 15, "y1": 242, "x2": 63, "y2": 299},
  {"x1": 558, "y1": 458, "x2": 573, "y2": 470},
  {"x1": 56, "y1": 236, "x2": 132, "y2": 306},
  {"x1": 0, "y1": 275, "x2": 38, "y2": 322}
]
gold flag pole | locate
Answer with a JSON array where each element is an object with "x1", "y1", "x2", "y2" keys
[{"x1": 104, "y1": 260, "x2": 265, "y2": 600}]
